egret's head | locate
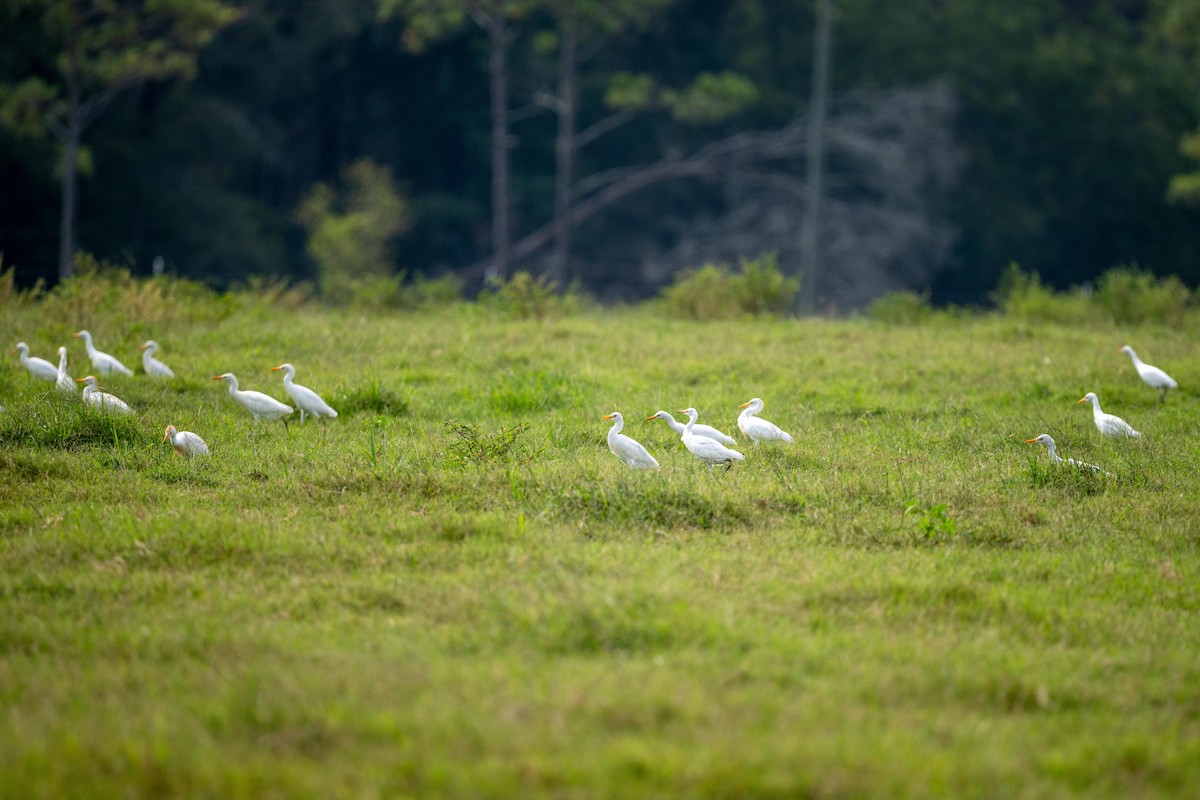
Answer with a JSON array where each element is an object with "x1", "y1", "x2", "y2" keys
[
  {"x1": 1078, "y1": 392, "x2": 1098, "y2": 405},
  {"x1": 138, "y1": 340, "x2": 156, "y2": 352},
  {"x1": 646, "y1": 410, "x2": 669, "y2": 422},
  {"x1": 72, "y1": 330, "x2": 87, "y2": 340},
  {"x1": 57, "y1": 346, "x2": 66, "y2": 356},
  {"x1": 738, "y1": 398, "x2": 763, "y2": 411},
  {"x1": 75, "y1": 375, "x2": 99, "y2": 388},
  {"x1": 10, "y1": 342, "x2": 27, "y2": 356},
  {"x1": 270, "y1": 363, "x2": 294, "y2": 374},
  {"x1": 1118, "y1": 345, "x2": 1133, "y2": 356},
  {"x1": 601, "y1": 412, "x2": 621, "y2": 422},
  {"x1": 163, "y1": 425, "x2": 177, "y2": 442},
  {"x1": 212, "y1": 373, "x2": 233, "y2": 382},
  {"x1": 1024, "y1": 434, "x2": 1054, "y2": 447},
  {"x1": 677, "y1": 407, "x2": 698, "y2": 418}
]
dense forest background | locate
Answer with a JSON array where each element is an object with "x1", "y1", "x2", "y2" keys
[{"x1": 2, "y1": 0, "x2": 1199, "y2": 308}]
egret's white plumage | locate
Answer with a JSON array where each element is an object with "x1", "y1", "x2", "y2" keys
[
  {"x1": 163, "y1": 424, "x2": 209, "y2": 457},
  {"x1": 1025, "y1": 433, "x2": 1111, "y2": 476},
  {"x1": 212, "y1": 373, "x2": 293, "y2": 424},
  {"x1": 1078, "y1": 392, "x2": 1139, "y2": 438},
  {"x1": 1119, "y1": 345, "x2": 1177, "y2": 401},
  {"x1": 138, "y1": 340, "x2": 176, "y2": 378},
  {"x1": 737, "y1": 397, "x2": 793, "y2": 443},
  {"x1": 678, "y1": 407, "x2": 744, "y2": 471},
  {"x1": 76, "y1": 375, "x2": 133, "y2": 415},
  {"x1": 54, "y1": 346, "x2": 76, "y2": 393},
  {"x1": 271, "y1": 363, "x2": 338, "y2": 423},
  {"x1": 73, "y1": 330, "x2": 133, "y2": 376},
  {"x1": 11, "y1": 342, "x2": 59, "y2": 383},
  {"x1": 645, "y1": 409, "x2": 736, "y2": 445},
  {"x1": 601, "y1": 412, "x2": 659, "y2": 469}
]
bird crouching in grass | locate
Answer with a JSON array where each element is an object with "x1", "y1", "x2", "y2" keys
[
  {"x1": 1025, "y1": 434, "x2": 1112, "y2": 477},
  {"x1": 164, "y1": 425, "x2": 209, "y2": 457}
]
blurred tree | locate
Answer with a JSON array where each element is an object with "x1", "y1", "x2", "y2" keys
[
  {"x1": 0, "y1": 0, "x2": 241, "y2": 281},
  {"x1": 1164, "y1": 0, "x2": 1200, "y2": 204},
  {"x1": 296, "y1": 158, "x2": 410, "y2": 302},
  {"x1": 379, "y1": 0, "x2": 535, "y2": 281}
]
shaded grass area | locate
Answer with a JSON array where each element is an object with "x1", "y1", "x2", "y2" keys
[{"x1": 2, "y1": 302, "x2": 1199, "y2": 797}]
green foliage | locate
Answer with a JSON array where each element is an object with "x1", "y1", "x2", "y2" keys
[
  {"x1": 1094, "y1": 266, "x2": 1191, "y2": 328},
  {"x1": 995, "y1": 262, "x2": 1194, "y2": 329},
  {"x1": 443, "y1": 420, "x2": 536, "y2": 469},
  {"x1": 662, "y1": 71, "x2": 759, "y2": 124},
  {"x1": 867, "y1": 290, "x2": 933, "y2": 324},
  {"x1": 296, "y1": 159, "x2": 411, "y2": 305},
  {"x1": 478, "y1": 271, "x2": 581, "y2": 319},
  {"x1": 661, "y1": 253, "x2": 798, "y2": 320}
]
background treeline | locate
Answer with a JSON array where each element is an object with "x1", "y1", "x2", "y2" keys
[{"x1": 2, "y1": 0, "x2": 1199, "y2": 309}]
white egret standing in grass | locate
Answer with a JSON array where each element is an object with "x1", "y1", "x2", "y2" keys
[
  {"x1": 1078, "y1": 392, "x2": 1140, "y2": 438},
  {"x1": 76, "y1": 376, "x2": 133, "y2": 415},
  {"x1": 1024, "y1": 434, "x2": 1111, "y2": 476},
  {"x1": 11, "y1": 342, "x2": 59, "y2": 383},
  {"x1": 271, "y1": 363, "x2": 338, "y2": 424},
  {"x1": 212, "y1": 373, "x2": 293, "y2": 427},
  {"x1": 1118, "y1": 345, "x2": 1177, "y2": 402},
  {"x1": 73, "y1": 330, "x2": 133, "y2": 376},
  {"x1": 678, "y1": 407, "x2": 744, "y2": 472},
  {"x1": 736, "y1": 397, "x2": 793, "y2": 443},
  {"x1": 163, "y1": 425, "x2": 209, "y2": 457},
  {"x1": 645, "y1": 409, "x2": 736, "y2": 445},
  {"x1": 55, "y1": 346, "x2": 75, "y2": 393},
  {"x1": 601, "y1": 412, "x2": 659, "y2": 469},
  {"x1": 138, "y1": 340, "x2": 176, "y2": 378}
]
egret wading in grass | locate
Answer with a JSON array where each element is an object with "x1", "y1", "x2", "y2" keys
[
  {"x1": 55, "y1": 346, "x2": 75, "y2": 393},
  {"x1": 737, "y1": 397, "x2": 793, "y2": 443},
  {"x1": 1025, "y1": 434, "x2": 1112, "y2": 476},
  {"x1": 76, "y1": 376, "x2": 133, "y2": 415},
  {"x1": 679, "y1": 407, "x2": 744, "y2": 472},
  {"x1": 163, "y1": 425, "x2": 209, "y2": 457},
  {"x1": 138, "y1": 340, "x2": 176, "y2": 378},
  {"x1": 212, "y1": 373, "x2": 293, "y2": 428},
  {"x1": 1078, "y1": 392, "x2": 1139, "y2": 438},
  {"x1": 271, "y1": 363, "x2": 338, "y2": 424},
  {"x1": 1119, "y1": 345, "x2": 1177, "y2": 402},
  {"x1": 11, "y1": 342, "x2": 59, "y2": 383},
  {"x1": 645, "y1": 409, "x2": 737, "y2": 445},
  {"x1": 601, "y1": 412, "x2": 659, "y2": 469},
  {"x1": 73, "y1": 330, "x2": 133, "y2": 376}
]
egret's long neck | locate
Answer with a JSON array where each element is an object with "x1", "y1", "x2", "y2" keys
[
  {"x1": 226, "y1": 377, "x2": 240, "y2": 394},
  {"x1": 82, "y1": 335, "x2": 96, "y2": 357},
  {"x1": 57, "y1": 350, "x2": 67, "y2": 373},
  {"x1": 1046, "y1": 442, "x2": 1061, "y2": 463},
  {"x1": 739, "y1": 404, "x2": 758, "y2": 420},
  {"x1": 683, "y1": 413, "x2": 697, "y2": 434},
  {"x1": 1127, "y1": 351, "x2": 1143, "y2": 367},
  {"x1": 608, "y1": 417, "x2": 624, "y2": 438},
  {"x1": 142, "y1": 349, "x2": 153, "y2": 368},
  {"x1": 661, "y1": 413, "x2": 684, "y2": 434}
]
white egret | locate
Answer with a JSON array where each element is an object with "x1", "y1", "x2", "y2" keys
[
  {"x1": 1078, "y1": 392, "x2": 1139, "y2": 438},
  {"x1": 678, "y1": 407, "x2": 744, "y2": 471},
  {"x1": 271, "y1": 363, "x2": 338, "y2": 423},
  {"x1": 1118, "y1": 345, "x2": 1177, "y2": 402},
  {"x1": 73, "y1": 330, "x2": 133, "y2": 376},
  {"x1": 54, "y1": 346, "x2": 75, "y2": 393},
  {"x1": 76, "y1": 376, "x2": 133, "y2": 415},
  {"x1": 11, "y1": 342, "x2": 59, "y2": 383},
  {"x1": 1025, "y1": 434, "x2": 1111, "y2": 476},
  {"x1": 138, "y1": 340, "x2": 176, "y2": 378},
  {"x1": 163, "y1": 425, "x2": 209, "y2": 457},
  {"x1": 212, "y1": 373, "x2": 293, "y2": 426},
  {"x1": 601, "y1": 412, "x2": 659, "y2": 469},
  {"x1": 645, "y1": 409, "x2": 736, "y2": 445},
  {"x1": 736, "y1": 397, "x2": 793, "y2": 443}
]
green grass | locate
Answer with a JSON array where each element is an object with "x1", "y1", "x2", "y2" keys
[{"x1": 3, "y1": 294, "x2": 1200, "y2": 798}]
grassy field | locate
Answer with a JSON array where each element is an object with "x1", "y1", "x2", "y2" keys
[{"x1": 2, "y1": 281, "x2": 1199, "y2": 798}]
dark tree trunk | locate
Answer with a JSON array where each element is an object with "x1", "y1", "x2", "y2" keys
[
  {"x1": 550, "y1": 8, "x2": 578, "y2": 287},
  {"x1": 488, "y1": 2, "x2": 511, "y2": 281},
  {"x1": 797, "y1": 0, "x2": 834, "y2": 312}
]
